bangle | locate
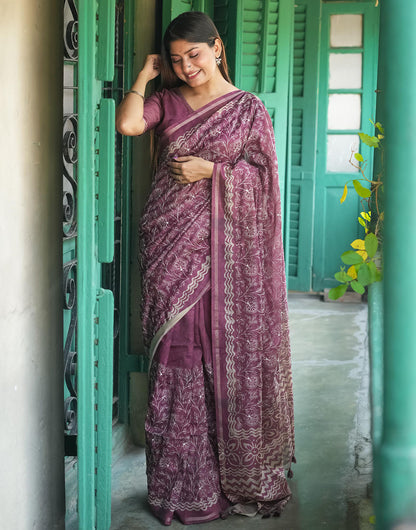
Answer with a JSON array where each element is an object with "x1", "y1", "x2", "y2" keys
[{"x1": 124, "y1": 89, "x2": 145, "y2": 100}]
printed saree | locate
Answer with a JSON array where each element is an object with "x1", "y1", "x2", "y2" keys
[{"x1": 139, "y1": 89, "x2": 295, "y2": 525}]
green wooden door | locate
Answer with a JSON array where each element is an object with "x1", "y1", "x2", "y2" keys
[
  {"x1": 312, "y1": 2, "x2": 379, "y2": 292},
  {"x1": 77, "y1": 1, "x2": 116, "y2": 527}
]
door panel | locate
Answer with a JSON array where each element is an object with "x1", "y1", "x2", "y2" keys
[
  {"x1": 77, "y1": 0, "x2": 115, "y2": 525},
  {"x1": 288, "y1": 0, "x2": 320, "y2": 291},
  {"x1": 312, "y1": 2, "x2": 379, "y2": 292}
]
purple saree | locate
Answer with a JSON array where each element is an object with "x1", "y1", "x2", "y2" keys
[{"x1": 139, "y1": 89, "x2": 295, "y2": 526}]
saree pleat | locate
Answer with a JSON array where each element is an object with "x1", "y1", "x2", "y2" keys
[
  {"x1": 140, "y1": 90, "x2": 295, "y2": 525},
  {"x1": 145, "y1": 292, "x2": 228, "y2": 525}
]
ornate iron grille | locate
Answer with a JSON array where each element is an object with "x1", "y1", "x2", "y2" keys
[{"x1": 63, "y1": 0, "x2": 79, "y2": 456}]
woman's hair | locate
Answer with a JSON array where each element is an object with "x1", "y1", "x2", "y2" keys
[{"x1": 160, "y1": 11, "x2": 232, "y2": 88}]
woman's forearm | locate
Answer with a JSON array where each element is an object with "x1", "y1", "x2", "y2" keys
[{"x1": 115, "y1": 71, "x2": 150, "y2": 136}]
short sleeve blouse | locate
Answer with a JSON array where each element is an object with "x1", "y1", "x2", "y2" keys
[{"x1": 142, "y1": 88, "x2": 193, "y2": 135}]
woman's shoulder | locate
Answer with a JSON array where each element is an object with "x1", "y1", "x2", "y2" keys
[{"x1": 235, "y1": 90, "x2": 269, "y2": 115}]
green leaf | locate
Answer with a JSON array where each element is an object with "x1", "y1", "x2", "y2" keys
[
  {"x1": 353, "y1": 180, "x2": 372, "y2": 199},
  {"x1": 365, "y1": 232, "x2": 378, "y2": 258},
  {"x1": 357, "y1": 263, "x2": 371, "y2": 286},
  {"x1": 354, "y1": 153, "x2": 364, "y2": 162},
  {"x1": 358, "y1": 217, "x2": 367, "y2": 228},
  {"x1": 375, "y1": 268, "x2": 383, "y2": 282},
  {"x1": 335, "y1": 270, "x2": 353, "y2": 283},
  {"x1": 351, "y1": 280, "x2": 365, "y2": 294},
  {"x1": 359, "y1": 132, "x2": 380, "y2": 148},
  {"x1": 328, "y1": 284, "x2": 348, "y2": 300},
  {"x1": 341, "y1": 250, "x2": 364, "y2": 265},
  {"x1": 375, "y1": 122, "x2": 385, "y2": 134}
]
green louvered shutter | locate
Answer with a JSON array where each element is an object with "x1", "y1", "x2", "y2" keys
[
  {"x1": 214, "y1": 0, "x2": 294, "y2": 260},
  {"x1": 288, "y1": 0, "x2": 320, "y2": 291}
]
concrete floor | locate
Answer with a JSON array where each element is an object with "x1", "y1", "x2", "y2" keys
[{"x1": 106, "y1": 293, "x2": 374, "y2": 530}]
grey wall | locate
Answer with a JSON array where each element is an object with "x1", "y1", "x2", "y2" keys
[{"x1": 0, "y1": 1, "x2": 65, "y2": 527}]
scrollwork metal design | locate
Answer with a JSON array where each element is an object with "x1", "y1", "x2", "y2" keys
[
  {"x1": 63, "y1": 114, "x2": 77, "y2": 238},
  {"x1": 63, "y1": 259, "x2": 77, "y2": 435},
  {"x1": 64, "y1": 0, "x2": 78, "y2": 61}
]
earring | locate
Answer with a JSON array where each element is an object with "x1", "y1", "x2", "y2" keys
[{"x1": 216, "y1": 56, "x2": 222, "y2": 66}]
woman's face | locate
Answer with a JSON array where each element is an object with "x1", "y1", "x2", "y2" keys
[{"x1": 169, "y1": 39, "x2": 221, "y2": 88}]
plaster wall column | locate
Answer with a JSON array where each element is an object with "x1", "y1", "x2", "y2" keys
[
  {"x1": 376, "y1": 0, "x2": 416, "y2": 528},
  {"x1": 0, "y1": 0, "x2": 64, "y2": 527}
]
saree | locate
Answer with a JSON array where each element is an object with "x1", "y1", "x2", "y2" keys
[{"x1": 139, "y1": 89, "x2": 295, "y2": 525}]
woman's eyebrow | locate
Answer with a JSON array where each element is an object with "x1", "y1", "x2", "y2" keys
[{"x1": 170, "y1": 46, "x2": 199, "y2": 57}]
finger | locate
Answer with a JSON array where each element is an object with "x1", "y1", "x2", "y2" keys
[
  {"x1": 168, "y1": 163, "x2": 182, "y2": 173},
  {"x1": 174, "y1": 156, "x2": 194, "y2": 162}
]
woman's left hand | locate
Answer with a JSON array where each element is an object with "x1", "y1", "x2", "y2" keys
[{"x1": 168, "y1": 156, "x2": 214, "y2": 185}]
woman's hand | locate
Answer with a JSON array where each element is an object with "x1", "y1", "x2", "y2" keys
[
  {"x1": 168, "y1": 156, "x2": 214, "y2": 184},
  {"x1": 141, "y1": 54, "x2": 161, "y2": 82}
]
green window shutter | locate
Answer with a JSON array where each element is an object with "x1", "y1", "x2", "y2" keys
[
  {"x1": 289, "y1": 183, "x2": 301, "y2": 278},
  {"x1": 238, "y1": 0, "x2": 280, "y2": 93},
  {"x1": 240, "y1": 1, "x2": 264, "y2": 92},
  {"x1": 293, "y1": 5, "x2": 306, "y2": 99},
  {"x1": 288, "y1": 0, "x2": 320, "y2": 291},
  {"x1": 264, "y1": 1, "x2": 279, "y2": 93},
  {"x1": 291, "y1": 108, "x2": 303, "y2": 167}
]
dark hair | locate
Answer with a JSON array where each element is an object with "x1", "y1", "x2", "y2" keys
[{"x1": 160, "y1": 11, "x2": 232, "y2": 88}]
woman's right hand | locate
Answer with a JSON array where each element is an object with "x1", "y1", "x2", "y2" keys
[
  {"x1": 116, "y1": 54, "x2": 160, "y2": 136},
  {"x1": 141, "y1": 54, "x2": 161, "y2": 82}
]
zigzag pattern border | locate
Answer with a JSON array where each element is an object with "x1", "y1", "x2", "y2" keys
[
  {"x1": 148, "y1": 491, "x2": 220, "y2": 512},
  {"x1": 167, "y1": 256, "x2": 211, "y2": 321}
]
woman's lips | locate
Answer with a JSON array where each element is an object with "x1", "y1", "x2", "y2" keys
[{"x1": 187, "y1": 70, "x2": 201, "y2": 80}]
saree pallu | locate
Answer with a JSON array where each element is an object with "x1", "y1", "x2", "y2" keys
[{"x1": 139, "y1": 90, "x2": 295, "y2": 525}]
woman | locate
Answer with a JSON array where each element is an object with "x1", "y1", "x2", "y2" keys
[{"x1": 116, "y1": 11, "x2": 295, "y2": 526}]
